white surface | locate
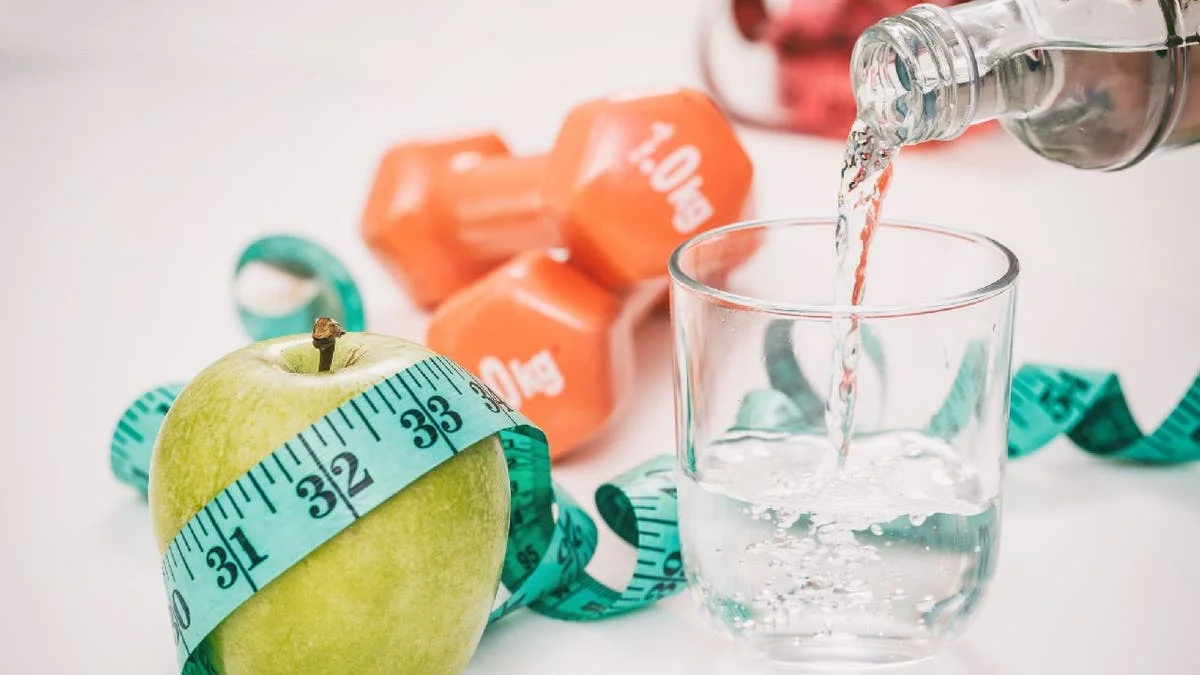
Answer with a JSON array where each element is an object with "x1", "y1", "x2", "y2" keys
[{"x1": 3, "y1": 1, "x2": 1199, "y2": 673}]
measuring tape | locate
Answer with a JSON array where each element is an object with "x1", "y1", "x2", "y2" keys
[
  {"x1": 762, "y1": 319, "x2": 887, "y2": 428},
  {"x1": 113, "y1": 235, "x2": 684, "y2": 672},
  {"x1": 120, "y1": 357, "x2": 681, "y2": 673},
  {"x1": 1005, "y1": 364, "x2": 1200, "y2": 462},
  {"x1": 117, "y1": 234, "x2": 363, "y2": 495},
  {"x1": 235, "y1": 234, "x2": 366, "y2": 342},
  {"x1": 753, "y1": 320, "x2": 1200, "y2": 463},
  {"x1": 111, "y1": 239, "x2": 1199, "y2": 672}
]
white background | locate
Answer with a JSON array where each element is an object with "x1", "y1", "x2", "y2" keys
[{"x1": 2, "y1": 1, "x2": 1199, "y2": 673}]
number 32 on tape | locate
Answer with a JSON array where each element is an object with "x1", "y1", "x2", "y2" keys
[{"x1": 134, "y1": 356, "x2": 683, "y2": 673}]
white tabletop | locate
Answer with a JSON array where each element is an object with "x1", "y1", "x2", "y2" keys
[{"x1": 3, "y1": 1, "x2": 1199, "y2": 673}]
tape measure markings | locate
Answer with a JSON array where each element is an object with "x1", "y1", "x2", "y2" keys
[
  {"x1": 1008, "y1": 365, "x2": 1200, "y2": 462},
  {"x1": 117, "y1": 355, "x2": 685, "y2": 673},
  {"x1": 112, "y1": 383, "x2": 185, "y2": 494},
  {"x1": 158, "y1": 355, "x2": 524, "y2": 668},
  {"x1": 758, "y1": 322, "x2": 1200, "y2": 464}
]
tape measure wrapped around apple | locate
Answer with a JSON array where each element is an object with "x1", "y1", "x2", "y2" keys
[
  {"x1": 141, "y1": 318, "x2": 685, "y2": 674},
  {"x1": 112, "y1": 235, "x2": 689, "y2": 674}
]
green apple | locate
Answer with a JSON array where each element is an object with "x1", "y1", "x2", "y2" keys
[{"x1": 148, "y1": 325, "x2": 510, "y2": 674}]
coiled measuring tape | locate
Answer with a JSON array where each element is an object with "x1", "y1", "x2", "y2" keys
[
  {"x1": 235, "y1": 234, "x2": 366, "y2": 342},
  {"x1": 111, "y1": 240, "x2": 1199, "y2": 672},
  {"x1": 746, "y1": 319, "x2": 1200, "y2": 463},
  {"x1": 114, "y1": 235, "x2": 366, "y2": 496}
]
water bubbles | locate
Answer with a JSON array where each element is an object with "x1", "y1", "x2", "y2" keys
[
  {"x1": 916, "y1": 595, "x2": 937, "y2": 613},
  {"x1": 734, "y1": 616, "x2": 756, "y2": 632},
  {"x1": 775, "y1": 507, "x2": 802, "y2": 529},
  {"x1": 809, "y1": 512, "x2": 836, "y2": 530},
  {"x1": 682, "y1": 430, "x2": 997, "y2": 649},
  {"x1": 802, "y1": 576, "x2": 831, "y2": 591},
  {"x1": 844, "y1": 578, "x2": 869, "y2": 593},
  {"x1": 816, "y1": 523, "x2": 856, "y2": 547}
]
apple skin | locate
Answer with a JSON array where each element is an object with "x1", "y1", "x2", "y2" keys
[{"x1": 148, "y1": 332, "x2": 510, "y2": 675}]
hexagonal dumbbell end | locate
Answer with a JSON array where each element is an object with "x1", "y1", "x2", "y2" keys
[
  {"x1": 542, "y1": 88, "x2": 755, "y2": 291},
  {"x1": 426, "y1": 251, "x2": 636, "y2": 459},
  {"x1": 360, "y1": 133, "x2": 512, "y2": 309}
]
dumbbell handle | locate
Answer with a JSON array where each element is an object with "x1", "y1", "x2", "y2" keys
[{"x1": 438, "y1": 153, "x2": 561, "y2": 264}]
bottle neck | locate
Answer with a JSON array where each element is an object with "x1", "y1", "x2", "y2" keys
[
  {"x1": 850, "y1": 2, "x2": 1053, "y2": 145},
  {"x1": 852, "y1": 0, "x2": 1200, "y2": 168}
]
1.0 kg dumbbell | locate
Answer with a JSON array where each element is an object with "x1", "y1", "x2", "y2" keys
[{"x1": 360, "y1": 87, "x2": 755, "y2": 309}]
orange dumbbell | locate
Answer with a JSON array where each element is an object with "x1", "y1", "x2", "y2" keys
[
  {"x1": 360, "y1": 87, "x2": 755, "y2": 309},
  {"x1": 426, "y1": 251, "x2": 670, "y2": 460}
]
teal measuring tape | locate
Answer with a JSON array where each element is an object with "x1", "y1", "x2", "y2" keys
[
  {"x1": 111, "y1": 383, "x2": 186, "y2": 493},
  {"x1": 114, "y1": 235, "x2": 366, "y2": 501},
  {"x1": 1006, "y1": 364, "x2": 1200, "y2": 462},
  {"x1": 235, "y1": 235, "x2": 366, "y2": 342},
  {"x1": 117, "y1": 355, "x2": 682, "y2": 673},
  {"x1": 748, "y1": 319, "x2": 1200, "y2": 463},
  {"x1": 112, "y1": 237, "x2": 1200, "y2": 671}
]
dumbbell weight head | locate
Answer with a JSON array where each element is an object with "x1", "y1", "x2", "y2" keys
[
  {"x1": 542, "y1": 88, "x2": 755, "y2": 292},
  {"x1": 362, "y1": 88, "x2": 754, "y2": 310},
  {"x1": 360, "y1": 132, "x2": 521, "y2": 309},
  {"x1": 426, "y1": 251, "x2": 661, "y2": 459}
]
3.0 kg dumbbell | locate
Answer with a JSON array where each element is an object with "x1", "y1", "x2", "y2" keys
[{"x1": 360, "y1": 87, "x2": 755, "y2": 309}]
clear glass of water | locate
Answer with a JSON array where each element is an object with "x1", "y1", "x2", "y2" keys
[{"x1": 668, "y1": 217, "x2": 1019, "y2": 670}]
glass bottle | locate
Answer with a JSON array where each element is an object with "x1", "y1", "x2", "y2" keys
[{"x1": 849, "y1": 0, "x2": 1200, "y2": 169}]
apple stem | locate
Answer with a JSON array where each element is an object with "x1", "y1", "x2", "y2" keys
[{"x1": 312, "y1": 317, "x2": 347, "y2": 373}]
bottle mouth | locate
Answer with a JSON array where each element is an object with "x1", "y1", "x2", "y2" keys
[
  {"x1": 850, "y1": 29, "x2": 923, "y2": 146},
  {"x1": 850, "y1": 4, "x2": 979, "y2": 145}
]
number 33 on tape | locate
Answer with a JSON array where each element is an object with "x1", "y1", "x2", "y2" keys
[{"x1": 115, "y1": 356, "x2": 683, "y2": 674}]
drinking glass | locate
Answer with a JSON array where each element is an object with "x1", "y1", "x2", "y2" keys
[{"x1": 668, "y1": 217, "x2": 1019, "y2": 670}]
